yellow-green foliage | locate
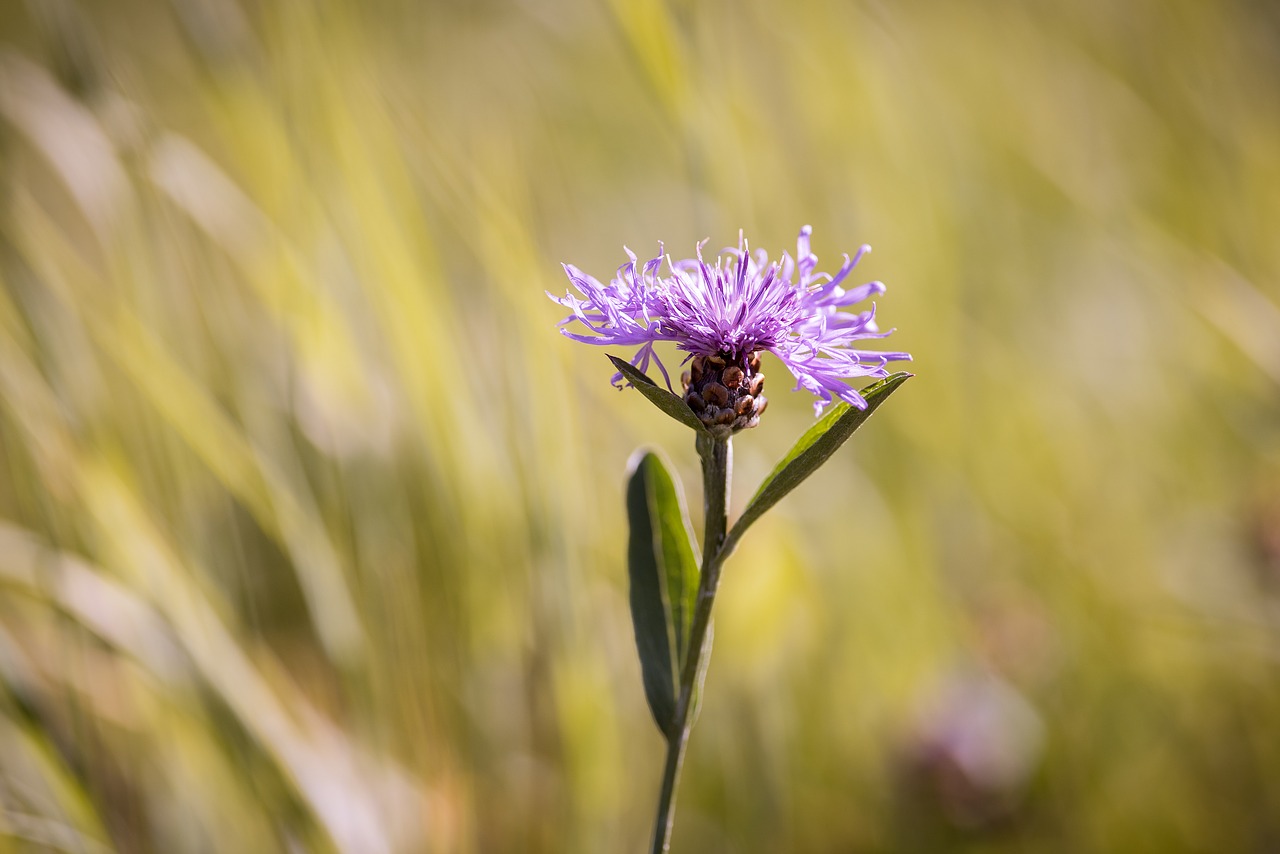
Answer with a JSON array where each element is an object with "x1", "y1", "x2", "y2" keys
[{"x1": 1, "y1": 1, "x2": 1279, "y2": 851}]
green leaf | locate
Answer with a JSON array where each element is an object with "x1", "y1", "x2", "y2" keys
[
  {"x1": 608, "y1": 355, "x2": 711, "y2": 437},
  {"x1": 724, "y1": 372, "x2": 913, "y2": 552},
  {"x1": 625, "y1": 450, "x2": 701, "y2": 741}
]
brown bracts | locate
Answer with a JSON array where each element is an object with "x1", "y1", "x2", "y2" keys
[{"x1": 681, "y1": 352, "x2": 769, "y2": 438}]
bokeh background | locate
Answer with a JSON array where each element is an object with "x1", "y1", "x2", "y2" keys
[{"x1": 1, "y1": 0, "x2": 1279, "y2": 851}]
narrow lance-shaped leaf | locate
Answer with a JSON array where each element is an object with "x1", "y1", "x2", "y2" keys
[
  {"x1": 625, "y1": 450, "x2": 701, "y2": 740},
  {"x1": 723, "y1": 372, "x2": 913, "y2": 554},
  {"x1": 609, "y1": 355, "x2": 711, "y2": 437}
]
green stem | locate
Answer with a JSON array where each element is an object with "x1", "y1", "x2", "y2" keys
[{"x1": 650, "y1": 435, "x2": 732, "y2": 854}]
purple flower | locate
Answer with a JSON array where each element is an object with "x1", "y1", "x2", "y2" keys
[{"x1": 550, "y1": 226, "x2": 911, "y2": 422}]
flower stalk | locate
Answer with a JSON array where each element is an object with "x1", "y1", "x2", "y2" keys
[{"x1": 651, "y1": 435, "x2": 732, "y2": 853}]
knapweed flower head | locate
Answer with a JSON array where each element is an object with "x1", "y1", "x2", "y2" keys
[{"x1": 550, "y1": 225, "x2": 911, "y2": 435}]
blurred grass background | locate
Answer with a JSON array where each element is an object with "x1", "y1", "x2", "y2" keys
[{"x1": 1, "y1": 0, "x2": 1279, "y2": 851}]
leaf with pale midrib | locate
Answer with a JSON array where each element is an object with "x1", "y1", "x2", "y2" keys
[
  {"x1": 725, "y1": 372, "x2": 913, "y2": 552},
  {"x1": 625, "y1": 450, "x2": 700, "y2": 740},
  {"x1": 609, "y1": 355, "x2": 711, "y2": 437}
]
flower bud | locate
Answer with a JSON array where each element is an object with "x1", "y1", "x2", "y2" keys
[{"x1": 681, "y1": 352, "x2": 769, "y2": 438}]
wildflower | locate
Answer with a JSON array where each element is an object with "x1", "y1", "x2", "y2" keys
[{"x1": 550, "y1": 226, "x2": 910, "y2": 435}]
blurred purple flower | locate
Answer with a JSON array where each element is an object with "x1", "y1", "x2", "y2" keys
[{"x1": 549, "y1": 226, "x2": 910, "y2": 415}]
